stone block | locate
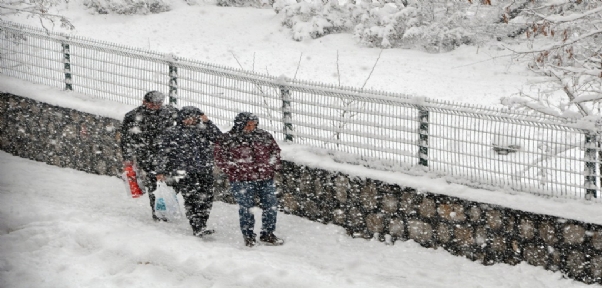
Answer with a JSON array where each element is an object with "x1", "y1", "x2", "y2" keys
[
  {"x1": 303, "y1": 199, "x2": 321, "y2": 220},
  {"x1": 436, "y1": 223, "x2": 452, "y2": 243},
  {"x1": 438, "y1": 203, "x2": 466, "y2": 222},
  {"x1": 592, "y1": 231, "x2": 602, "y2": 251},
  {"x1": 366, "y1": 213, "x2": 384, "y2": 234},
  {"x1": 69, "y1": 110, "x2": 81, "y2": 123},
  {"x1": 108, "y1": 165, "x2": 120, "y2": 177},
  {"x1": 281, "y1": 193, "x2": 299, "y2": 213},
  {"x1": 284, "y1": 174, "x2": 299, "y2": 194},
  {"x1": 591, "y1": 256, "x2": 602, "y2": 280},
  {"x1": 468, "y1": 206, "x2": 482, "y2": 223},
  {"x1": 538, "y1": 222, "x2": 557, "y2": 245},
  {"x1": 332, "y1": 209, "x2": 346, "y2": 225},
  {"x1": 548, "y1": 249, "x2": 562, "y2": 272},
  {"x1": 419, "y1": 197, "x2": 436, "y2": 218},
  {"x1": 389, "y1": 218, "x2": 405, "y2": 239},
  {"x1": 360, "y1": 181, "x2": 378, "y2": 211},
  {"x1": 475, "y1": 226, "x2": 487, "y2": 246},
  {"x1": 8, "y1": 98, "x2": 19, "y2": 109},
  {"x1": 333, "y1": 175, "x2": 348, "y2": 203},
  {"x1": 563, "y1": 224, "x2": 585, "y2": 245},
  {"x1": 399, "y1": 192, "x2": 415, "y2": 215},
  {"x1": 348, "y1": 207, "x2": 365, "y2": 228},
  {"x1": 454, "y1": 225, "x2": 474, "y2": 247},
  {"x1": 519, "y1": 219, "x2": 535, "y2": 240},
  {"x1": 94, "y1": 160, "x2": 107, "y2": 175},
  {"x1": 299, "y1": 169, "x2": 313, "y2": 196},
  {"x1": 408, "y1": 220, "x2": 432, "y2": 244},
  {"x1": 0, "y1": 98, "x2": 7, "y2": 113},
  {"x1": 381, "y1": 194, "x2": 398, "y2": 214},
  {"x1": 313, "y1": 177, "x2": 327, "y2": 200},
  {"x1": 507, "y1": 215, "x2": 516, "y2": 233},
  {"x1": 511, "y1": 240, "x2": 521, "y2": 254},
  {"x1": 523, "y1": 244, "x2": 547, "y2": 267},
  {"x1": 348, "y1": 178, "x2": 363, "y2": 204},
  {"x1": 490, "y1": 236, "x2": 506, "y2": 253},
  {"x1": 566, "y1": 250, "x2": 585, "y2": 276}
]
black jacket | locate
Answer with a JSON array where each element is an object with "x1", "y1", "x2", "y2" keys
[
  {"x1": 119, "y1": 105, "x2": 178, "y2": 172},
  {"x1": 156, "y1": 120, "x2": 222, "y2": 176}
]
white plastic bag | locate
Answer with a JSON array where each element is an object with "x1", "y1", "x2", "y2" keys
[{"x1": 153, "y1": 182, "x2": 183, "y2": 222}]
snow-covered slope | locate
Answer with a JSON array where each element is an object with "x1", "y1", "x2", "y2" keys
[{"x1": 0, "y1": 151, "x2": 589, "y2": 288}]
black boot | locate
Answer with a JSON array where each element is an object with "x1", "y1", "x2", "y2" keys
[
  {"x1": 244, "y1": 234, "x2": 257, "y2": 247},
  {"x1": 193, "y1": 228, "x2": 215, "y2": 238},
  {"x1": 259, "y1": 233, "x2": 284, "y2": 246},
  {"x1": 152, "y1": 214, "x2": 168, "y2": 222}
]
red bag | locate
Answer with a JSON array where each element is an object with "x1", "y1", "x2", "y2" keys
[{"x1": 122, "y1": 164, "x2": 143, "y2": 198}]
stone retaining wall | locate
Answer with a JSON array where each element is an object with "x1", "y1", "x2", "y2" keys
[{"x1": 1, "y1": 93, "x2": 601, "y2": 284}]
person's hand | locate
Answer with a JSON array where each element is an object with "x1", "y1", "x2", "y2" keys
[
  {"x1": 200, "y1": 114, "x2": 209, "y2": 123},
  {"x1": 156, "y1": 174, "x2": 166, "y2": 181}
]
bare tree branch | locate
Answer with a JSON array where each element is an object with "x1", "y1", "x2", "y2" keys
[
  {"x1": 293, "y1": 52, "x2": 302, "y2": 80},
  {"x1": 0, "y1": 4, "x2": 75, "y2": 31},
  {"x1": 361, "y1": 49, "x2": 383, "y2": 89},
  {"x1": 336, "y1": 50, "x2": 341, "y2": 87}
]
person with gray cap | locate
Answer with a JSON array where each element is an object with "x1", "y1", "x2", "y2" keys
[
  {"x1": 120, "y1": 90, "x2": 178, "y2": 222},
  {"x1": 155, "y1": 106, "x2": 222, "y2": 237},
  {"x1": 214, "y1": 112, "x2": 283, "y2": 247}
]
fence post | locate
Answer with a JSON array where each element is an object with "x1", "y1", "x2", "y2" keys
[
  {"x1": 585, "y1": 131, "x2": 598, "y2": 200},
  {"x1": 418, "y1": 106, "x2": 429, "y2": 167},
  {"x1": 61, "y1": 42, "x2": 72, "y2": 91},
  {"x1": 280, "y1": 85, "x2": 293, "y2": 142},
  {"x1": 168, "y1": 64, "x2": 178, "y2": 105}
]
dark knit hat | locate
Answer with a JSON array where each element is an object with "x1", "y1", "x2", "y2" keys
[
  {"x1": 143, "y1": 91, "x2": 165, "y2": 103},
  {"x1": 232, "y1": 112, "x2": 258, "y2": 132},
  {"x1": 178, "y1": 106, "x2": 204, "y2": 122}
]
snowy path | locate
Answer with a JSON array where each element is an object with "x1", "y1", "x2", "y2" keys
[{"x1": 0, "y1": 151, "x2": 588, "y2": 288}]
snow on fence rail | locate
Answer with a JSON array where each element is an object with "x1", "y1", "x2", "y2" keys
[{"x1": 1, "y1": 20, "x2": 600, "y2": 201}]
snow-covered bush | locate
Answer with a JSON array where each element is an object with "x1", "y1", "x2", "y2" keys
[
  {"x1": 415, "y1": 13, "x2": 474, "y2": 53},
  {"x1": 217, "y1": 0, "x2": 270, "y2": 8},
  {"x1": 274, "y1": 0, "x2": 353, "y2": 41},
  {"x1": 352, "y1": 2, "x2": 424, "y2": 48},
  {"x1": 272, "y1": 0, "x2": 529, "y2": 52},
  {"x1": 83, "y1": 0, "x2": 171, "y2": 14}
]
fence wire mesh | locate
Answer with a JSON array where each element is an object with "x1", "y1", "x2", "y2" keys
[{"x1": 1, "y1": 21, "x2": 599, "y2": 201}]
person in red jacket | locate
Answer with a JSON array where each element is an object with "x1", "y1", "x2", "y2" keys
[{"x1": 214, "y1": 112, "x2": 283, "y2": 247}]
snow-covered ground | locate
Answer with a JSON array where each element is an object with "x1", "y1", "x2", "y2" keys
[{"x1": 0, "y1": 150, "x2": 591, "y2": 288}]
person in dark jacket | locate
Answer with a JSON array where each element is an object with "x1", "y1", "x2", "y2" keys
[
  {"x1": 214, "y1": 112, "x2": 283, "y2": 247},
  {"x1": 155, "y1": 106, "x2": 222, "y2": 237},
  {"x1": 120, "y1": 91, "x2": 178, "y2": 221}
]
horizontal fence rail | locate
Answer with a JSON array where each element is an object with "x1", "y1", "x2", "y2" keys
[{"x1": 1, "y1": 20, "x2": 600, "y2": 201}]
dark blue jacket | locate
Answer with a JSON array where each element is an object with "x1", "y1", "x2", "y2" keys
[
  {"x1": 156, "y1": 121, "x2": 222, "y2": 176},
  {"x1": 120, "y1": 105, "x2": 178, "y2": 172}
]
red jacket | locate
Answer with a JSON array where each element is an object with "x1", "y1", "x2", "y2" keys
[{"x1": 214, "y1": 129, "x2": 281, "y2": 182}]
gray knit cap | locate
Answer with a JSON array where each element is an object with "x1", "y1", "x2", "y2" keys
[{"x1": 143, "y1": 91, "x2": 165, "y2": 103}]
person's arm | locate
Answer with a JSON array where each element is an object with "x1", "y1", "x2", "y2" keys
[
  {"x1": 120, "y1": 113, "x2": 135, "y2": 165},
  {"x1": 268, "y1": 134, "x2": 282, "y2": 171},
  {"x1": 154, "y1": 129, "x2": 173, "y2": 178},
  {"x1": 214, "y1": 135, "x2": 237, "y2": 177},
  {"x1": 200, "y1": 114, "x2": 222, "y2": 142}
]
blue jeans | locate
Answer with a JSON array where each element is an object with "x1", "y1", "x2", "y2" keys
[{"x1": 231, "y1": 179, "x2": 278, "y2": 238}]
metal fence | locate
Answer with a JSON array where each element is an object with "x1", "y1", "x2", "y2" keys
[{"x1": 1, "y1": 20, "x2": 600, "y2": 201}]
